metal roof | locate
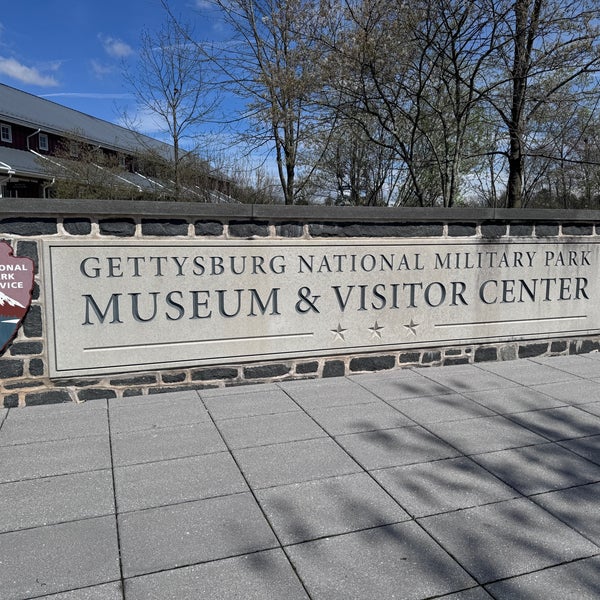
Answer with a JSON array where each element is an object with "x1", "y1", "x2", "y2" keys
[
  {"x1": 0, "y1": 84, "x2": 173, "y2": 159},
  {"x1": 0, "y1": 146, "x2": 47, "y2": 179}
]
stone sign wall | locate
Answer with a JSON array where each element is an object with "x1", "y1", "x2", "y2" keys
[
  {"x1": 43, "y1": 238, "x2": 600, "y2": 378},
  {"x1": 2, "y1": 198, "x2": 600, "y2": 405}
]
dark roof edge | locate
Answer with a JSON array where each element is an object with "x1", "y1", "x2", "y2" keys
[{"x1": 2, "y1": 198, "x2": 600, "y2": 222}]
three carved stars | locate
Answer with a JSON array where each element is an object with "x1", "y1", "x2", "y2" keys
[{"x1": 330, "y1": 319, "x2": 419, "y2": 340}]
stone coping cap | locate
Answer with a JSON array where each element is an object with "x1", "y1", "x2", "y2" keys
[{"x1": 2, "y1": 198, "x2": 600, "y2": 223}]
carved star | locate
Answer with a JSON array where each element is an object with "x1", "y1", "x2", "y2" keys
[
  {"x1": 331, "y1": 323, "x2": 347, "y2": 341},
  {"x1": 369, "y1": 321, "x2": 384, "y2": 339},
  {"x1": 404, "y1": 318, "x2": 419, "y2": 336}
]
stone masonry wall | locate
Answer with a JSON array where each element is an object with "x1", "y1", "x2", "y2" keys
[{"x1": 1, "y1": 199, "x2": 600, "y2": 406}]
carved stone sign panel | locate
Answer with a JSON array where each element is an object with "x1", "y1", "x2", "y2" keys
[{"x1": 42, "y1": 239, "x2": 600, "y2": 377}]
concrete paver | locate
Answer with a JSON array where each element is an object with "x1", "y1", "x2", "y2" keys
[
  {"x1": 1, "y1": 354, "x2": 599, "y2": 599},
  {"x1": 0, "y1": 470, "x2": 114, "y2": 533},
  {"x1": 255, "y1": 472, "x2": 409, "y2": 544},
  {"x1": 286, "y1": 521, "x2": 477, "y2": 599},
  {"x1": 110, "y1": 421, "x2": 226, "y2": 467},
  {"x1": 419, "y1": 497, "x2": 598, "y2": 583}
]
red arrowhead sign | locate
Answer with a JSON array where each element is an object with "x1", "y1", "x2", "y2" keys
[{"x1": 0, "y1": 241, "x2": 35, "y2": 353}]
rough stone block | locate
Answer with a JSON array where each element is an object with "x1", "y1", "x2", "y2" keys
[
  {"x1": 509, "y1": 223, "x2": 534, "y2": 236},
  {"x1": 141, "y1": 219, "x2": 188, "y2": 236},
  {"x1": 194, "y1": 221, "x2": 223, "y2": 236},
  {"x1": 161, "y1": 372, "x2": 187, "y2": 384},
  {"x1": 309, "y1": 222, "x2": 443, "y2": 238},
  {"x1": 22, "y1": 305, "x2": 42, "y2": 338},
  {"x1": 2, "y1": 394, "x2": 18, "y2": 408},
  {"x1": 109, "y1": 375, "x2": 157, "y2": 387},
  {"x1": 78, "y1": 388, "x2": 117, "y2": 401},
  {"x1": 296, "y1": 361, "x2": 319, "y2": 374},
  {"x1": 16, "y1": 240, "x2": 39, "y2": 272},
  {"x1": 25, "y1": 389, "x2": 72, "y2": 405},
  {"x1": 475, "y1": 346, "x2": 498, "y2": 362},
  {"x1": 99, "y1": 218, "x2": 136, "y2": 236},
  {"x1": 0, "y1": 359, "x2": 24, "y2": 378},
  {"x1": 243, "y1": 364, "x2": 290, "y2": 379},
  {"x1": 499, "y1": 345, "x2": 517, "y2": 361},
  {"x1": 349, "y1": 355, "x2": 395, "y2": 372},
  {"x1": 4, "y1": 380, "x2": 44, "y2": 390},
  {"x1": 421, "y1": 351, "x2": 442, "y2": 364},
  {"x1": 53, "y1": 378, "x2": 102, "y2": 387},
  {"x1": 443, "y1": 356, "x2": 470, "y2": 366},
  {"x1": 518, "y1": 342, "x2": 548, "y2": 358},
  {"x1": 562, "y1": 224, "x2": 593, "y2": 236},
  {"x1": 447, "y1": 224, "x2": 477, "y2": 237},
  {"x1": 481, "y1": 222, "x2": 507, "y2": 238},
  {"x1": 0, "y1": 217, "x2": 57, "y2": 235},
  {"x1": 192, "y1": 367, "x2": 239, "y2": 381},
  {"x1": 399, "y1": 352, "x2": 420, "y2": 364},
  {"x1": 276, "y1": 222, "x2": 304, "y2": 237},
  {"x1": 571, "y1": 339, "x2": 600, "y2": 355},
  {"x1": 445, "y1": 348, "x2": 462, "y2": 356},
  {"x1": 228, "y1": 221, "x2": 269, "y2": 238},
  {"x1": 322, "y1": 360, "x2": 345, "y2": 378},
  {"x1": 536, "y1": 223, "x2": 559, "y2": 237},
  {"x1": 9, "y1": 341, "x2": 43, "y2": 356},
  {"x1": 28, "y1": 358, "x2": 45, "y2": 376},
  {"x1": 63, "y1": 217, "x2": 92, "y2": 235}
]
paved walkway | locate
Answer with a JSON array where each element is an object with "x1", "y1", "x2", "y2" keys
[{"x1": 1, "y1": 354, "x2": 600, "y2": 599}]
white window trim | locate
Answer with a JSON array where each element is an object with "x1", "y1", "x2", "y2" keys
[
  {"x1": 1, "y1": 124, "x2": 12, "y2": 143},
  {"x1": 39, "y1": 133, "x2": 49, "y2": 151}
]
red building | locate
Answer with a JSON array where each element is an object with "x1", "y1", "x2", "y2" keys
[{"x1": 0, "y1": 83, "x2": 232, "y2": 201}]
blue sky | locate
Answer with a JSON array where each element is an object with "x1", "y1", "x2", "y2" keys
[{"x1": 0, "y1": 0, "x2": 224, "y2": 138}]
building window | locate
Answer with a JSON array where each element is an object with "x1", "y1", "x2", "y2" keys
[
  {"x1": 39, "y1": 133, "x2": 49, "y2": 151},
  {"x1": 1, "y1": 124, "x2": 12, "y2": 143}
]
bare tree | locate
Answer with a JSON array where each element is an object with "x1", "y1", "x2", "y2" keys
[
  {"x1": 485, "y1": 0, "x2": 600, "y2": 207},
  {"x1": 182, "y1": 0, "x2": 323, "y2": 205},
  {"x1": 123, "y1": 14, "x2": 219, "y2": 200}
]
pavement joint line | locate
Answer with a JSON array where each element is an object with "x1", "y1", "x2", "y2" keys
[
  {"x1": 526, "y1": 479, "x2": 600, "y2": 500},
  {"x1": 0, "y1": 466, "x2": 111, "y2": 486},
  {"x1": 113, "y1": 448, "x2": 230, "y2": 470},
  {"x1": 115, "y1": 489, "x2": 251, "y2": 517},
  {"x1": 12, "y1": 580, "x2": 124, "y2": 600},
  {"x1": 480, "y1": 552, "x2": 600, "y2": 591},
  {"x1": 0, "y1": 431, "x2": 109, "y2": 449},
  {"x1": 106, "y1": 401, "x2": 127, "y2": 598},
  {"x1": 112, "y1": 447, "x2": 229, "y2": 469},
  {"x1": 203, "y1": 406, "x2": 303, "y2": 421},
  {"x1": 0, "y1": 511, "x2": 118, "y2": 537},
  {"x1": 421, "y1": 586, "x2": 491, "y2": 600},
  {"x1": 197, "y1": 393, "x2": 316, "y2": 600},
  {"x1": 121, "y1": 546, "x2": 296, "y2": 585}
]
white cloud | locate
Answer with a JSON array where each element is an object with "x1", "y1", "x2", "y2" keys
[
  {"x1": 41, "y1": 92, "x2": 133, "y2": 100},
  {"x1": 99, "y1": 35, "x2": 134, "y2": 59},
  {"x1": 91, "y1": 59, "x2": 115, "y2": 78},
  {"x1": 0, "y1": 56, "x2": 59, "y2": 86}
]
